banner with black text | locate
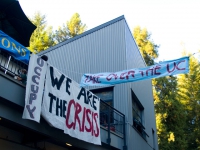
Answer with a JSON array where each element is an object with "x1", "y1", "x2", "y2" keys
[{"x1": 42, "y1": 65, "x2": 101, "y2": 145}]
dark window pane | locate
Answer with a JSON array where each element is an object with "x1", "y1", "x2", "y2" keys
[{"x1": 91, "y1": 87, "x2": 114, "y2": 125}]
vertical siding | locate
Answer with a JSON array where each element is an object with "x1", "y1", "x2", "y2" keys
[
  {"x1": 41, "y1": 18, "x2": 158, "y2": 150},
  {"x1": 45, "y1": 20, "x2": 130, "y2": 117},
  {"x1": 125, "y1": 22, "x2": 158, "y2": 150},
  {"x1": 127, "y1": 125, "x2": 154, "y2": 150},
  {"x1": 46, "y1": 20, "x2": 126, "y2": 83}
]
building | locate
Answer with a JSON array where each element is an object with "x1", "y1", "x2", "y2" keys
[{"x1": 0, "y1": 15, "x2": 158, "y2": 150}]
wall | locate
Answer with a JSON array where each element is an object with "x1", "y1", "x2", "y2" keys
[
  {"x1": 38, "y1": 16, "x2": 159, "y2": 150},
  {"x1": 125, "y1": 20, "x2": 158, "y2": 150}
]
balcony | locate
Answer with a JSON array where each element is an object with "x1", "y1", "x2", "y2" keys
[{"x1": 0, "y1": 51, "x2": 127, "y2": 150}]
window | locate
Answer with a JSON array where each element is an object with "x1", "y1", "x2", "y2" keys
[
  {"x1": 91, "y1": 87, "x2": 114, "y2": 127},
  {"x1": 131, "y1": 90, "x2": 147, "y2": 139}
]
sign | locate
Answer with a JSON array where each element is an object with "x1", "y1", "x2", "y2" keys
[
  {"x1": 0, "y1": 30, "x2": 30, "y2": 64},
  {"x1": 41, "y1": 65, "x2": 101, "y2": 145},
  {"x1": 22, "y1": 54, "x2": 47, "y2": 122},
  {"x1": 80, "y1": 56, "x2": 189, "y2": 87}
]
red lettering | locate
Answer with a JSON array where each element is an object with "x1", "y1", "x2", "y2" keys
[
  {"x1": 146, "y1": 68, "x2": 154, "y2": 76},
  {"x1": 106, "y1": 73, "x2": 118, "y2": 81},
  {"x1": 73, "y1": 102, "x2": 82, "y2": 131},
  {"x1": 94, "y1": 113, "x2": 99, "y2": 137},
  {"x1": 66, "y1": 99, "x2": 75, "y2": 129},
  {"x1": 167, "y1": 62, "x2": 176, "y2": 73},
  {"x1": 120, "y1": 72, "x2": 127, "y2": 79},
  {"x1": 126, "y1": 71, "x2": 135, "y2": 79},
  {"x1": 154, "y1": 65, "x2": 161, "y2": 75},
  {"x1": 176, "y1": 60, "x2": 185, "y2": 70},
  {"x1": 96, "y1": 74, "x2": 103, "y2": 83},
  {"x1": 85, "y1": 74, "x2": 103, "y2": 83},
  {"x1": 81, "y1": 107, "x2": 86, "y2": 132},
  {"x1": 65, "y1": 100, "x2": 100, "y2": 137},
  {"x1": 139, "y1": 71, "x2": 144, "y2": 76},
  {"x1": 85, "y1": 109, "x2": 92, "y2": 132},
  {"x1": 85, "y1": 75, "x2": 89, "y2": 83},
  {"x1": 91, "y1": 112, "x2": 94, "y2": 136}
]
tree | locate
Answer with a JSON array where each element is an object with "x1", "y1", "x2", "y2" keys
[
  {"x1": 177, "y1": 54, "x2": 200, "y2": 150},
  {"x1": 133, "y1": 26, "x2": 159, "y2": 66},
  {"x1": 133, "y1": 26, "x2": 187, "y2": 150},
  {"x1": 29, "y1": 12, "x2": 55, "y2": 53},
  {"x1": 54, "y1": 13, "x2": 87, "y2": 43},
  {"x1": 153, "y1": 76, "x2": 187, "y2": 150}
]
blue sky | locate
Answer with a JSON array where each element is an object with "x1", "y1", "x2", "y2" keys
[{"x1": 19, "y1": 0, "x2": 200, "y2": 61}]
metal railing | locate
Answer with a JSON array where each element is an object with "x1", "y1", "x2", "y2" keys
[
  {"x1": 0, "y1": 50, "x2": 28, "y2": 77},
  {"x1": 100, "y1": 99, "x2": 127, "y2": 149},
  {"x1": 0, "y1": 50, "x2": 127, "y2": 149}
]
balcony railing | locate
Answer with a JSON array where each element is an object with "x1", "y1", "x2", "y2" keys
[
  {"x1": 0, "y1": 50, "x2": 28, "y2": 77},
  {"x1": 100, "y1": 99, "x2": 126, "y2": 149},
  {"x1": 0, "y1": 51, "x2": 127, "y2": 149}
]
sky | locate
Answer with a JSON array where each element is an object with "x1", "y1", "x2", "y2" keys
[{"x1": 19, "y1": 0, "x2": 200, "y2": 61}]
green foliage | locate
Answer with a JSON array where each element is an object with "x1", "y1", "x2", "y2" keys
[
  {"x1": 54, "y1": 13, "x2": 87, "y2": 43},
  {"x1": 133, "y1": 26, "x2": 159, "y2": 66},
  {"x1": 133, "y1": 26, "x2": 187, "y2": 150},
  {"x1": 154, "y1": 76, "x2": 187, "y2": 150},
  {"x1": 29, "y1": 12, "x2": 55, "y2": 53},
  {"x1": 177, "y1": 55, "x2": 200, "y2": 150}
]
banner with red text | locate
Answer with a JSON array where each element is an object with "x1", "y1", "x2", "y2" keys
[
  {"x1": 22, "y1": 54, "x2": 47, "y2": 122},
  {"x1": 80, "y1": 56, "x2": 189, "y2": 87},
  {"x1": 42, "y1": 65, "x2": 101, "y2": 145}
]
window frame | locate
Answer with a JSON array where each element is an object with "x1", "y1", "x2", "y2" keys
[
  {"x1": 90, "y1": 86, "x2": 114, "y2": 125},
  {"x1": 131, "y1": 89, "x2": 148, "y2": 139}
]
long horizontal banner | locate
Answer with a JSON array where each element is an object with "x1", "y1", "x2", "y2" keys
[
  {"x1": 0, "y1": 30, "x2": 30, "y2": 64},
  {"x1": 80, "y1": 57, "x2": 189, "y2": 87}
]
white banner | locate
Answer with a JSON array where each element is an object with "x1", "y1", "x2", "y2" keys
[
  {"x1": 80, "y1": 56, "x2": 189, "y2": 87},
  {"x1": 22, "y1": 54, "x2": 47, "y2": 122},
  {"x1": 42, "y1": 65, "x2": 101, "y2": 145}
]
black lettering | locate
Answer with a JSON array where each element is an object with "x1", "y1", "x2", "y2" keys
[
  {"x1": 50, "y1": 66, "x2": 65, "y2": 90},
  {"x1": 49, "y1": 93, "x2": 56, "y2": 113},
  {"x1": 77, "y1": 88, "x2": 86, "y2": 101},
  {"x1": 66, "y1": 77, "x2": 72, "y2": 95},
  {"x1": 63, "y1": 100, "x2": 67, "y2": 118},
  {"x1": 87, "y1": 91, "x2": 93, "y2": 107},
  {"x1": 93, "y1": 95, "x2": 97, "y2": 110},
  {"x1": 56, "y1": 98, "x2": 62, "y2": 117}
]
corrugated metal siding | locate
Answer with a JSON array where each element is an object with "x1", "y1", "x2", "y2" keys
[
  {"x1": 124, "y1": 21, "x2": 146, "y2": 124},
  {"x1": 46, "y1": 19, "x2": 126, "y2": 83},
  {"x1": 127, "y1": 125, "x2": 154, "y2": 150},
  {"x1": 45, "y1": 19, "x2": 130, "y2": 116},
  {"x1": 125, "y1": 23, "x2": 158, "y2": 149},
  {"x1": 41, "y1": 17, "x2": 158, "y2": 150}
]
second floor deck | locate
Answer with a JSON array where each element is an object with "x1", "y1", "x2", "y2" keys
[{"x1": 0, "y1": 50, "x2": 127, "y2": 150}]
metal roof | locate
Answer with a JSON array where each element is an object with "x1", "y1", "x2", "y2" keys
[{"x1": 38, "y1": 15, "x2": 125, "y2": 56}]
